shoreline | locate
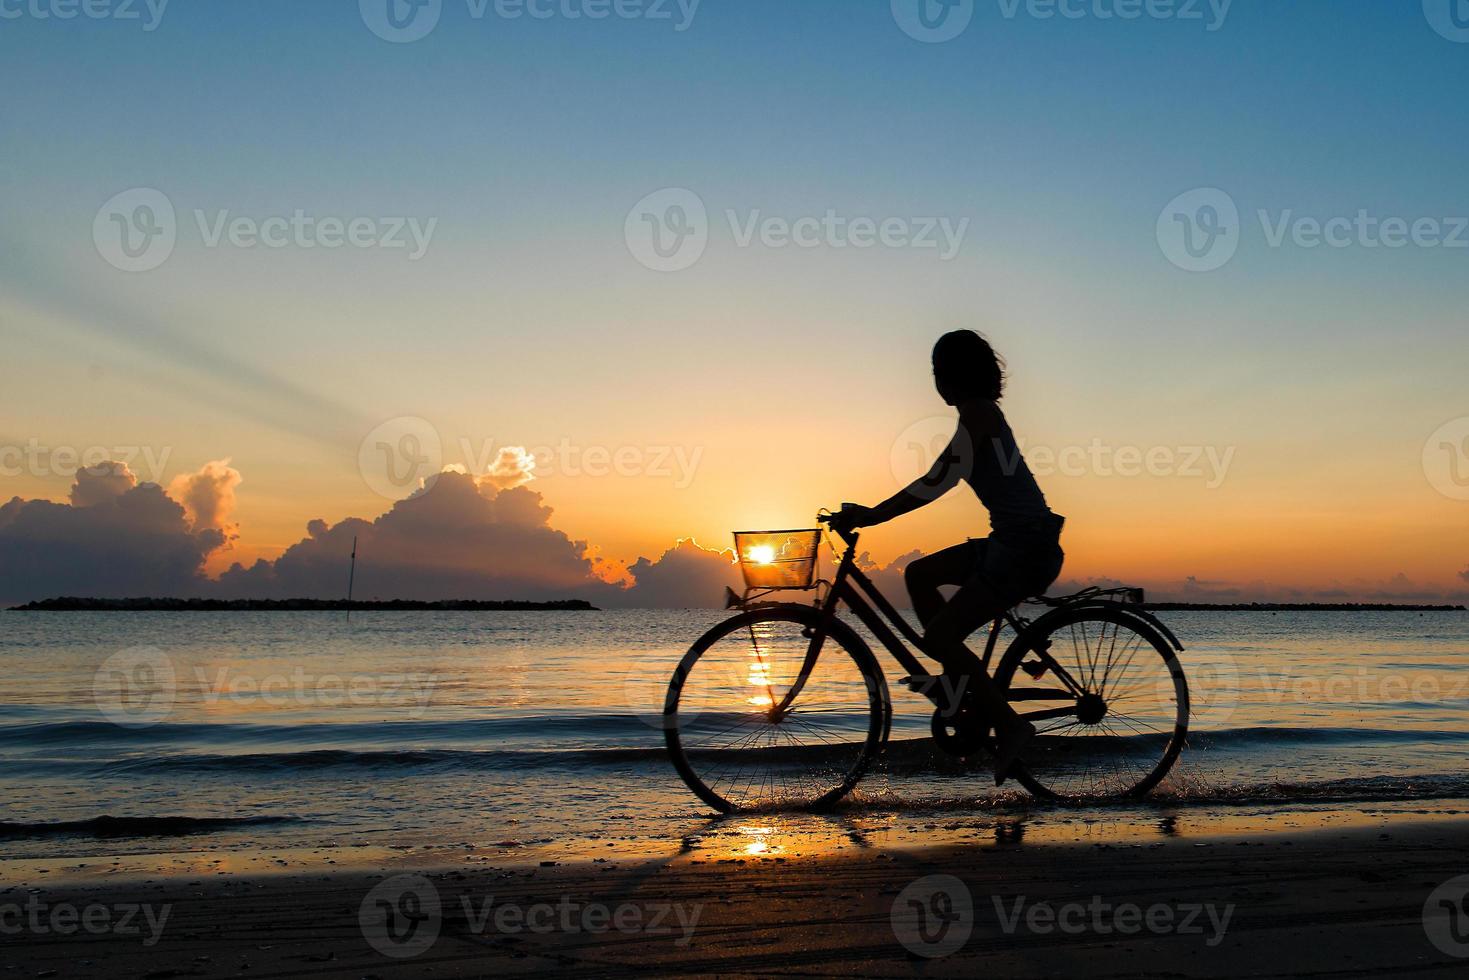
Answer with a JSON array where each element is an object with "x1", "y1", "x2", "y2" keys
[
  {"x1": 4, "y1": 816, "x2": 1467, "y2": 976},
  {"x1": 6, "y1": 598, "x2": 600, "y2": 611}
]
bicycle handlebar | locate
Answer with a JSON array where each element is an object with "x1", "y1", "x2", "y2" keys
[{"x1": 817, "y1": 510, "x2": 860, "y2": 548}]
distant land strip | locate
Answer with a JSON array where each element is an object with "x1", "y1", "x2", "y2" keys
[
  {"x1": 9, "y1": 597, "x2": 600, "y2": 612},
  {"x1": 1140, "y1": 602, "x2": 1466, "y2": 612}
]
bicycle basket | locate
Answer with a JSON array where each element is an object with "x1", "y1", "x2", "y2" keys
[{"x1": 733, "y1": 529, "x2": 821, "y2": 590}]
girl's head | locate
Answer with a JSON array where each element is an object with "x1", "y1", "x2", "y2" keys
[{"x1": 931, "y1": 330, "x2": 1005, "y2": 405}]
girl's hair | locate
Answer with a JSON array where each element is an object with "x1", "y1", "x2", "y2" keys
[{"x1": 932, "y1": 329, "x2": 1006, "y2": 401}]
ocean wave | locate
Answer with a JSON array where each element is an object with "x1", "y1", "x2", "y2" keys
[
  {"x1": 0, "y1": 815, "x2": 301, "y2": 841},
  {"x1": 0, "y1": 714, "x2": 663, "y2": 748}
]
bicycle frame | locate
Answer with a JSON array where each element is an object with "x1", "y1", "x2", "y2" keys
[{"x1": 770, "y1": 524, "x2": 1092, "y2": 719}]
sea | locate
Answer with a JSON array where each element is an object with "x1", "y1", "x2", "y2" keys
[{"x1": 3, "y1": 609, "x2": 1468, "y2": 869}]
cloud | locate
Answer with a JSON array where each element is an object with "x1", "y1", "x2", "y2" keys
[
  {"x1": 8, "y1": 450, "x2": 1466, "y2": 608},
  {"x1": 69, "y1": 460, "x2": 138, "y2": 507},
  {"x1": 215, "y1": 470, "x2": 610, "y2": 602},
  {"x1": 480, "y1": 446, "x2": 536, "y2": 491},
  {"x1": 855, "y1": 549, "x2": 924, "y2": 608},
  {"x1": 0, "y1": 466, "x2": 223, "y2": 605},
  {"x1": 610, "y1": 538, "x2": 742, "y2": 608},
  {"x1": 167, "y1": 459, "x2": 242, "y2": 533}
]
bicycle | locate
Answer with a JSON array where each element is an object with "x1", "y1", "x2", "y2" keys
[{"x1": 662, "y1": 513, "x2": 1190, "y2": 812}]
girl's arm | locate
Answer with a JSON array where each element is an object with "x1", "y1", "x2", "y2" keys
[{"x1": 833, "y1": 423, "x2": 970, "y2": 529}]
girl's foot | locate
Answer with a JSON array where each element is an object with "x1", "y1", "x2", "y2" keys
[{"x1": 992, "y1": 716, "x2": 1036, "y2": 786}]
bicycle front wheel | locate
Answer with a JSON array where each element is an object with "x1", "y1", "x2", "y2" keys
[
  {"x1": 994, "y1": 606, "x2": 1189, "y2": 800},
  {"x1": 663, "y1": 606, "x2": 889, "y2": 813}
]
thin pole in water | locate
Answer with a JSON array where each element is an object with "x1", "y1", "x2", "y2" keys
[{"x1": 346, "y1": 535, "x2": 358, "y2": 623}]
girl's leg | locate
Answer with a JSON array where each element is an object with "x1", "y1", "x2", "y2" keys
[
  {"x1": 904, "y1": 542, "x2": 979, "y2": 629},
  {"x1": 917, "y1": 551, "x2": 1038, "y2": 784}
]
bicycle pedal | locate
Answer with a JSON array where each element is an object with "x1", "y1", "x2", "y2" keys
[
  {"x1": 1021, "y1": 660, "x2": 1049, "y2": 679},
  {"x1": 899, "y1": 675, "x2": 937, "y2": 693}
]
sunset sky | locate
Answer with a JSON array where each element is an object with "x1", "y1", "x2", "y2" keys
[{"x1": 3, "y1": 1, "x2": 1467, "y2": 603}]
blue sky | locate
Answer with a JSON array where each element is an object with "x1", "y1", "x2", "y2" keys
[{"x1": 3, "y1": 0, "x2": 1466, "y2": 593}]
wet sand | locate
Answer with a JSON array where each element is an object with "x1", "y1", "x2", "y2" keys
[{"x1": 4, "y1": 817, "x2": 1468, "y2": 977}]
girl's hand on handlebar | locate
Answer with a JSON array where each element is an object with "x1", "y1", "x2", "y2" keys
[{"x1": 827, "y1": 503, "x2": 875, "y2": 533}]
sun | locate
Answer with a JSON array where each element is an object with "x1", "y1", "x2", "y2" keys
[{"x1": 746, "y1": 544, "x2": 777, "y2": 565}]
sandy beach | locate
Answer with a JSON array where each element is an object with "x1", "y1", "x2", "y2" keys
[{"x1": 5, "y1": 816, "x2": 1468, "y2": 978}]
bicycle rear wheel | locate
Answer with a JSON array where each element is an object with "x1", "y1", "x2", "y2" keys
[
  {"x1": 993, "y1": 606, "x2": 1188, "y2": 799},
  {"x1": 663, "y1": 606, "x2": 889, "y2": 813}
]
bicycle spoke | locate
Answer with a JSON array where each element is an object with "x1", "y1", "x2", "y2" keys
[
  {"x1": 667, "y1": 612, "x2": 880, "y2": 811},
  {"x1": 998, "y1": 610, "x2": 1186, "y2": 800}
]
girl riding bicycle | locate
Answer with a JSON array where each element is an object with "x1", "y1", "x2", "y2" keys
[{"x1": 827, "y1": 330, "x2": 1065, "y2": 783}]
